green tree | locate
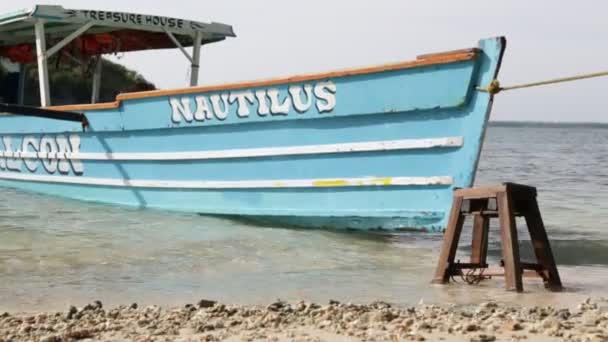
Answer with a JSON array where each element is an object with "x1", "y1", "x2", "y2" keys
[{"x1": 1, "y1": 57, "x2": 155, "y2": 106}]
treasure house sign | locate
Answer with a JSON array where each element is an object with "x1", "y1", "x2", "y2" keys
[
  {"x1": 77, "y1": 10, "x2": 190, "y2": 30},
  {"x1": 51, "y1": 7, "x2": 215, "y2": 34}
]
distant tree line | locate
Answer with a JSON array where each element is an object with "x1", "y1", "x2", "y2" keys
[{"x1": 0, "y1": 56, "x2": 155, "y2": 106}]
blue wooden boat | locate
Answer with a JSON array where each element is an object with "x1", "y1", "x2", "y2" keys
[{"x1": 0, "y1": 5, "x2": 506, "y2": 231}]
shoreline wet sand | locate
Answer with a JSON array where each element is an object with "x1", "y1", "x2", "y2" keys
[{"x1": 1, "y1": 297, "x2": 606, "y2": 341}]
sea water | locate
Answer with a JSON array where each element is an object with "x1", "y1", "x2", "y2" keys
[{"x1": 1, "y1": 122, "x2": 607, "y2": 312}]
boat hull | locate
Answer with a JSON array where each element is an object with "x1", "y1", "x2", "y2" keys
[{"x1": 0, "y1": 37, "x2": 506, "y2": 231}]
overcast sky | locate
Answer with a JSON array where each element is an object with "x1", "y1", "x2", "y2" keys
[{"x1": 2, "y1": 1, "x2": 607, "y2": 122}]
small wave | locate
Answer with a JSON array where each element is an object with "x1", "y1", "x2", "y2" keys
[{"x1": 479, "y1": 239, "x2": 608, "y2": 266}]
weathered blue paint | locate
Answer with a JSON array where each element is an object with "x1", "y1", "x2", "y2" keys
[{"x1": 0, "y1": 37, "x2": 506, "y2": 231}]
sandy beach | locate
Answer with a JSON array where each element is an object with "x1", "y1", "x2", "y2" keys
[{"x1": 1, "y1": 297, "x2": 606, "y2": 341}]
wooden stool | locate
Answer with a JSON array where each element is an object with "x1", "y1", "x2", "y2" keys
[{"x1": 432, "y1": 183, "x2": 562, "y2": 292}]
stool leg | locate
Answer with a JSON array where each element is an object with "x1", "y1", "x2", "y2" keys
[
  {"x1": 470, "y1": 214, "x2": 489, "y2": 266},
  {"x1": 523, "y1": 198, "x2": 563, "y2": 291},
  {"x1": 433, "y1": 195, "x2": 465, "y2": 284},
  {"x1": 497, "y1": 191, "x2": 523, "y2": 292}
]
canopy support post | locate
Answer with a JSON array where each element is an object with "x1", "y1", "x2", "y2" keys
[
  {"x1": 17, "y1": 64, "x2": 26, "y2": 105},
  {"x1": 190, "y1": 31, "x2": 202, "y2": 86},
  {"x1": 163, "y1": 29, "x2": 193, "y2": 63},
  {"x1": 45, "y1": 22, "x2": 94, "y2": 59},
  {"x1": 34, "y1": 20, "x2": 51, "y2": 107},
  {"x1": 91, "y1": 56, "x2": 103, "y2": 104},
  {"x1": 162, "y1": 29, "x2": 203, "y2": 87}
]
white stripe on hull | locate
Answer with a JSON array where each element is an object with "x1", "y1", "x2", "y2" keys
[
  {"x1": 0, "y1": 173, "x2": 453, "y2": 189},
  {"x1": 1, "y1": 137, "x2": 463, "y2": 161}
]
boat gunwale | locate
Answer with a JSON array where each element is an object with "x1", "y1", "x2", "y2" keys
[{"x1": 46, "y1": 48, "x2": 479, "y2": 112}]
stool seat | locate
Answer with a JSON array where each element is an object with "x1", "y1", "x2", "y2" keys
[{"x1": 432, "y1": 182, "x2": 562, "y2": 292}]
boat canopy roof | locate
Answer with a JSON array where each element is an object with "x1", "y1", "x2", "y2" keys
[
  {"x1": 0, "y1": 5, "x2": 236, "y2": 107},
  {"x1": 0, "y1": 5, "x2": 236, "y2": 64}
]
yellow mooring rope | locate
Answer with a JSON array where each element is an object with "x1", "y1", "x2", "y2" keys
[{"x1": 477, "y1": 70, "x2": 608, "y2": 95}]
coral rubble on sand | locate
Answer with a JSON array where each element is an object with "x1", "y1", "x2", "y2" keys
[{"x1": 0, "y1": 298, "x2": 607, "y2": 341}]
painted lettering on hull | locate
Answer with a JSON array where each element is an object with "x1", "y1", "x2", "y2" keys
[
  {"x1": 169, "y1": 81, "x2": 337, "y2": 124},
  {"x1": 0, "y1": 135, "x2": 84, "y2": 176}
]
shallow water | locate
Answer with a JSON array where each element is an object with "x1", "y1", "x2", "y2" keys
[{"x1": 1, "y1": 122, "x2": 607, "y2": 312}]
